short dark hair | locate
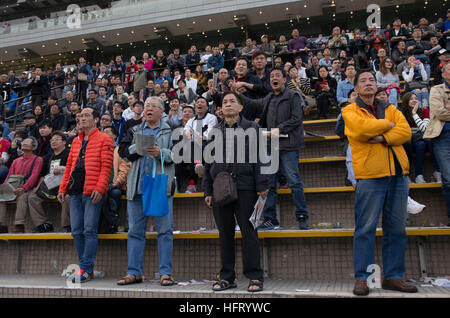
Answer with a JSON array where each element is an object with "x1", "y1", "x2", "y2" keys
[
  {"x1": 221, "y1": 91, "x2": 244, "y2": 106},
  {"x1": 133, "y1": 101, "x2": 144, "y2": 108},
  {"x1": 16, "y1": 130, "x2": 29, "y2": 139},
  {"x1": 89, "y1": 89, "x2": 98, "y2": 94},
  {"x1": 51, "y1": 130, "x2": 67, "y2": 142},
  {"x1": 270, "y1": 67, "x2": 287, "y2": 78},
  {"x1": 236, "y1": 57, "x2": 249, "y2": 68},
  {"x1": 252, "y1": 50, "x2": 266, "y2": 60},
  {"x1": 344, "y1": 63, "x2": 356, "y2": 72},
  {"x1": 38, "y1": 119, "x2": 53, "y2": 129},
  {"x1": 103, "y1": 125, "x2": 119, "y2": 138},
  {"x1": 85, "y1": 107, "x2": 100, "y2": 119},
  {"x1": 354, "y1": 69, "x2": 376, "y2": 86},
  {"x1": 347, "y1": 89, "x2": 355, "y2": 98},
  {"x1": 113, "y1": 101, "x2": 123, "y2": 109}
]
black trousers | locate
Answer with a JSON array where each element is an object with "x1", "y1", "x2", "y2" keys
[
  {"x1": 317, "y1": 93, "x2": 331, "y2": 116},
  {"x1": 212, "y1": 190, "x2": 263, "y2": 282}
]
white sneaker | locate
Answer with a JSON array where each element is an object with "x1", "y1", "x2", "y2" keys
[
  {"x1": 407, "y1": 196, "x2": 426, "y2": 214},
  {"x1": 415, "y1": 175, "x2": 426, "y2": 183},
  {"x1": 433, "y1": 171, "x2": 442, "y2": 183},
  {"x1": 195, "y1": 163, "x2": 204, "y2": 178}
]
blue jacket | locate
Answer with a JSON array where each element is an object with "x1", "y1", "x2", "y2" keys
[{"x1": 207, "y1": 54, "x2": 224, "y2": 72}]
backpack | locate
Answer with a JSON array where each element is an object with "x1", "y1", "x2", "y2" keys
[{"x1": 98, "y1": 194, "x2": 119, "y2": 234}]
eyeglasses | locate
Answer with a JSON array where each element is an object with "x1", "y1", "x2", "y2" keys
[{"x1": 50, "y1": 138, "x2": 63, "y2": 143}]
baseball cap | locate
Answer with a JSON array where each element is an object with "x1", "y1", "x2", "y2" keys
[{"x1": 23, "y1": 113, "x2": 35, "y2": 119}]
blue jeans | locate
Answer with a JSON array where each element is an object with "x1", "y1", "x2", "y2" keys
[
  {"x1": 353, "y1": 175, "x2": 408, "y2": 280},
  {"x1": 412, "y1": 88, "x2": 429, "y2": 108},
  {"x1": 432, "y1": 131, "x2": 450, "y2": 217},
  {"x1": 263, "y1": 150, "x2": 308, "y2": 223},
  {"x1": 388, "y1": 88, "x2": 398, "y2": 108},
  {"x1": 126, "y1": 195, "x2": 174, "y2": 276},
  {"x1": 70, "y1": 194, "x2": 104, "y2": 274}
]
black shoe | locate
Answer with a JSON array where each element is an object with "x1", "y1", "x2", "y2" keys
[
  {"x1": 312, "y1": 113, "x2": 320, "y2": 120},
  {"x1": 61, "y1": 226, "x2": 71, "y2": 233},
  {"x1": 298, "y1": 217, "x2": 310, "y2": 230},
  {"x1": 257, "y1": 220, "x2": 280, "y2": 231},
  {"x1": 32, "y1": 222, "x2": 54, "y2": 233},
  {"x1": 0, "y1": 223, "x2": 8, "y2": 233}
]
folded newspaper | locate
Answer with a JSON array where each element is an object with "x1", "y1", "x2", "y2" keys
[
  {"x1": 249, "y1": 195, "x2": 267, "y2": 229},
  {"x1": 135, "y1": 133, "x2": 155, "y2": 156},
  {"x1": 0, "y1": 183, "x2": 16, "y2": 202},
  {"x1": 44, "y1": 173, "x2": 64, "y2": 190}
]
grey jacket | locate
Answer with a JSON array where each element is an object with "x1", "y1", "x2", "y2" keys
[{"x1": 118, "y1": 120, "x2": 175, "y2": 200}]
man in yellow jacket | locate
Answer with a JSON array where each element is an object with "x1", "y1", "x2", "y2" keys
[{"x1": 342, "y1": 70, "x2": 418, "y2": 296}]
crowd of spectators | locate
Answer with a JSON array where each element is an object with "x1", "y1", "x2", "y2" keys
[{"x1": 0, "y1": 12, "x2": 450, "y2": 234}]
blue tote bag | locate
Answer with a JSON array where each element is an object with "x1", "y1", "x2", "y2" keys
[{"x1": 142, "y1": 152, "x2": 169, "y2": 217}]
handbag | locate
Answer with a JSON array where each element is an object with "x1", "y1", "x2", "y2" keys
[
  {"x1": 303, "y1": 94, "x2": 317, "y2": 108},
  {"x1": 212, "y1": 164, "x2": 238, "y2": 208},
  {"x1": 142, "y1": 152, "x2": 169, "y2": 217}
]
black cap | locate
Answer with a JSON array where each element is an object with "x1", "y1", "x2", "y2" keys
[
  {"x1": 137, "y1": 60, "x2": 145, "y2": 65},
  {"x1": 23, "y1": 113, "x2": 35, "y2": 119},
  {"x1": 439, "y1": 48, "x2": 449, "y2": 56}
]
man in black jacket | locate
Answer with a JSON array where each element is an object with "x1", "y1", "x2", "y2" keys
[
  {"x1": 389, "y1": 18, "x2": 410, "y2": 49},
  {"x1": 230, "y1": 58, "x2": 263, "y2": 121},
  {"x1": 233, "y1": 67, "x2": 309, "y2": 230},
  {"x1": 52, "y1": 63, "x2": 66, "y2": 100},
  {"x1": 28, "y1": 68, "x2": 48, "y2": 108}
]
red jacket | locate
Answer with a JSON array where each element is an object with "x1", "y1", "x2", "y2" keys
[
  {"x1": 4, "y1": 154, "x2": 43, "y2": 191},
  {"x1": 59, "y1": 128, "x2": 113, "y2": 196}
]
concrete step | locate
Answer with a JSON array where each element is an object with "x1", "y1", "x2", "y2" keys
[
  {"x1": 2, "y1": 183, "x2": 447, "y2": 232},
  {"x1": 1, "y1": 229, "x2": 449, "y2": 280},
  {"x1": 1, "y1": 274, "x2": 449, "y2": 298}
]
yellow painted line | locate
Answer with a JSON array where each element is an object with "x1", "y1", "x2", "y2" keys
[
  {"x1": 303, "y1": 119, "x2": 338, "y2": 125},
  {"x1": 299, "y1": 157, "x2": 346, "y2": 164},
  {"x1": 1, "y1": 228, "x2": 449, "y2": 241},
  {"x1": 409, "y1": 182, "x2": 442, "y2": 189},
  {"x1": 304, "y1": 135, "x2": 340, "y2": 142},
  {"x1": 6, "y1": 183, "x2": 443, "y2": 204}
]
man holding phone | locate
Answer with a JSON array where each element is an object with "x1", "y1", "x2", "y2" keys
[{"x1": 57, "y1": 107, "x2": 114, "y2": 283}]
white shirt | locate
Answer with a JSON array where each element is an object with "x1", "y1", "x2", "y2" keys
[
  {"x1": 185, "y1": 77, "x2": 198, "y2": 93},
  {"x1": 298, "y1": 67, "x2": 307, "y2": 79},
  {"x1": 122, "y1": 107, "x2": 137, "y2": 121},
  {"x1": 201, "y1": 54, "x2": 212, "y2": 72},
  {"x1": 184, "y1": 113, "x2": 218, "y2": 141}
]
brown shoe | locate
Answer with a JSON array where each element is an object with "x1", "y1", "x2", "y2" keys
[
  {"x1": 353, "y1": 280, "x2": 369, "y2": 296},
  {"x1": 0, "y1": 223, "x2": 8, "y2": 233},
  {"x1": 13, "y1": 224, "x2": 25, "y2": 233},
  {"x1": 382, "y1": 279, "x2": 418, "y2": 293}
]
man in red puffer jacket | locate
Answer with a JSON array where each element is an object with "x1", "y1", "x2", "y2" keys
[{"x1": 58, "y1": 107, "x2": 113, "y2": 283}]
